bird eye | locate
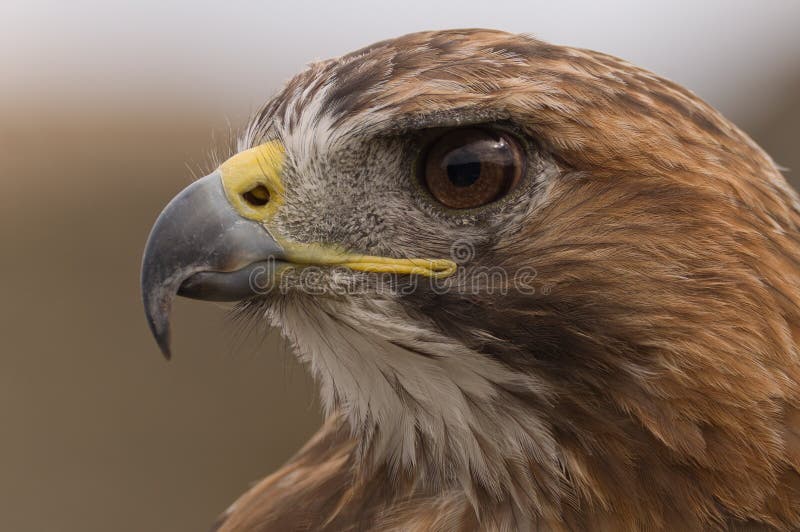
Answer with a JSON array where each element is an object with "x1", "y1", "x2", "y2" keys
[{"x1": 419, "y1": 128, "x2": 524, "y2": 209}]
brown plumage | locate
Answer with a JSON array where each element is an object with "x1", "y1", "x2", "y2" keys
[{"x1": 199, "y1": 29, "x2": 800, "y2": 529}]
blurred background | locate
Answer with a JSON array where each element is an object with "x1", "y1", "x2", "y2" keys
[{"x1": 1, "y1": 1, "x2": 798, "y2": 530}]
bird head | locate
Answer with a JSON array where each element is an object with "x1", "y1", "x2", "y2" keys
[{"x1": 141, "y1": 29, "x2": 800, "y2": 523}]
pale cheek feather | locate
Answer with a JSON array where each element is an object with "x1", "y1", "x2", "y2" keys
[{"x1": 261, "y1": 291, "x2": 559, "y2": 492}]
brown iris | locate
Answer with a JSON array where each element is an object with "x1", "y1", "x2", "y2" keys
[{"x1": 420, "y1": 128, "x2": 524, "y2": 209}]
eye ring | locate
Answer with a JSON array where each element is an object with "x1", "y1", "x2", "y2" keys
[{"x1": 418, "y1": 128, "x2": 525, "y2": 210}]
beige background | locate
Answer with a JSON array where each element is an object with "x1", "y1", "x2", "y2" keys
[{"x1": 1, "y1": 2, "x2": 799, "y2": 531}]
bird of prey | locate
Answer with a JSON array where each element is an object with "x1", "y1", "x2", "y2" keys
[{"x1": 141, "y1": 29, "x2": 800, "y2": 530}]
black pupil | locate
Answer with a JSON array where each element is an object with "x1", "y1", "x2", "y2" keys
[{"x1": 446, "y1": 156, "x2": 482, "y2": 187}]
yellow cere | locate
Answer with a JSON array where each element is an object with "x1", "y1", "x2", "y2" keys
[
  {"x1": 219, "y1": 141, "x2": 286, "y2": 222},
  {"x1": 219, "y1": 141, "x2": 457, "y2": 280}
]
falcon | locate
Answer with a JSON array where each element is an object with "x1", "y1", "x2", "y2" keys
[{"x1": 141, "y1": 29, "x2": 800, "y2": 530}]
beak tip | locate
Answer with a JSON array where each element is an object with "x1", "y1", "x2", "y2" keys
[
  {"x1": 160, "y1": 345, "x2": 173, "y2": 361},
  {"x1": 154, "y1": 327, "x2": 172, "y2": 360},
  {"x1": 142, "y1": 288, "x2": 174, "y2": 361},
  {"x1": 146, "y1": 312, "x2": 173, "y2": 360}
]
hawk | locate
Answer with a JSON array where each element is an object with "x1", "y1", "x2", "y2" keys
[{"x1": 141, "y1": 29, "x2": 800, "y2": 530}]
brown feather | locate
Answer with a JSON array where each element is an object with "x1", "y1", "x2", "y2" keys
[{"x1": 222, "y1": 29, "x2": 800, "y2": 530}]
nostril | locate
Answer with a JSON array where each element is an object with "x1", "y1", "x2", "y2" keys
[{"x1": 242, "y1": 185, "x2": 270, "y2": 207}]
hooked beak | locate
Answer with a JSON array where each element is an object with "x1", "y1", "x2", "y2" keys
[
  {"x1": 140, "y1": 171, "x2": 285, "y2": 358},
  {"x1": 141, "y1": 142, "x2": 456, "y2": 359}
]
